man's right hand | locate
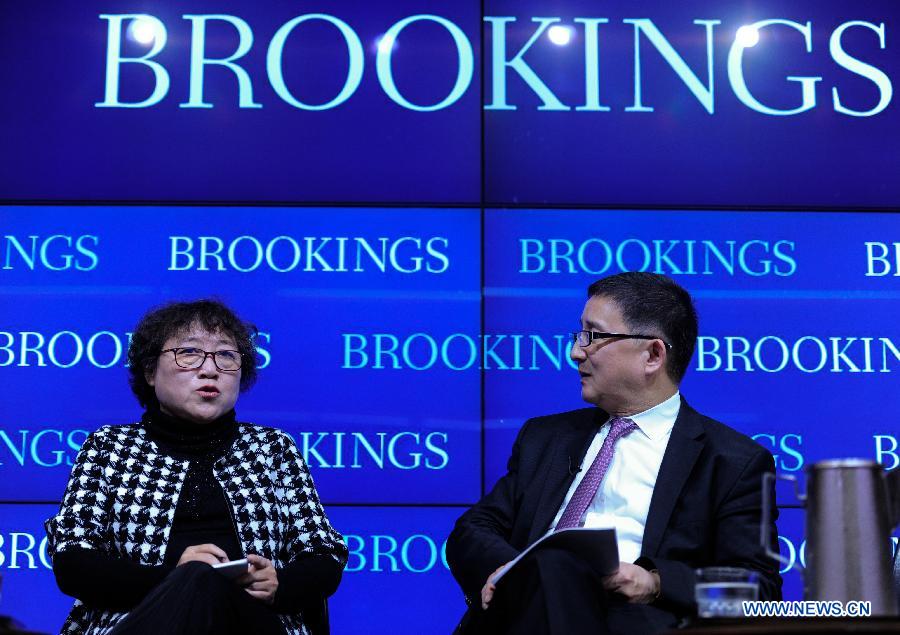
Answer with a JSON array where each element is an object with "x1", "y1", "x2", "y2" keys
[
  {"x1": 177, "y1": 543, "x2": 228, "y2": 567},
  {"x1": 480, "y1": 563, "x2": 509, "y2": 610}
]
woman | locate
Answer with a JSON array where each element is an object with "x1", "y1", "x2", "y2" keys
[{"x1": 46, "y1": 299, "x2": 347, "y2": 635}]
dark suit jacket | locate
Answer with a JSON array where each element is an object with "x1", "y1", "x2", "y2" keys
[{"x1": 446, "y1": 398, "x2": 782, "y2": 620}]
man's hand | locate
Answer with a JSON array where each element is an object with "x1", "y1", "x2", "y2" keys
[
  {"x1": 602, "y1": 562, "x2": 660, "y2": 604},
  {"x1": 480, "y1": 563, "x2": 509, "y2": 610},
  {"x1": 176, "y1": 543, "x2": 228, "y2": 567},
  {"x1": 238, "y1": 554, "x2": 279, "y2": 604}
]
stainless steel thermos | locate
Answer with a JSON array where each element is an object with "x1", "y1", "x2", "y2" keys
[{"x1": 763, "y1": 460, "x2": 900, "y2": 615}]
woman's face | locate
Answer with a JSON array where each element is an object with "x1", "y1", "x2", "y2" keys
[{"x1": 147, "y1": 325, "x2": 242, "y2": 423}]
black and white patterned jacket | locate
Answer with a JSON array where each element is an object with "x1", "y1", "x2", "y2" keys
[{"x1": 45, "y1": 422, "x2": 348, "y2": 635}]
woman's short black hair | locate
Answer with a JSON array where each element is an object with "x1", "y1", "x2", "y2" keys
[{"x1": 127, "y1": 299, "x2": 259, "y2": 409}]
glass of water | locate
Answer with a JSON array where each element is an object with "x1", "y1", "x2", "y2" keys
[{"x1": 695, "y1": 567, "x2": 759, "y2": 618}]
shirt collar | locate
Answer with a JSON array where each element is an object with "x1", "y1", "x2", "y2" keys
[{"x1": 619, "y1": 391, "x2": 680, "y2": 441}]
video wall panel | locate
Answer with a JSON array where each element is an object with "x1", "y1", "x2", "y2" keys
[
  {"x1": 5, "y1": 504, "x2": 891, "y2": 633},
  {"x1": 484, "y1": 0, "x2": 900, "y2": 207},
  {"x1": 0, "y1": 206, "x2": 482, "y2": 505},
  {"x1": 1, "y1": 0, "x2": 899, "y2": 632},
  {"x1": 0, "y1": 1, "x2": 481, "y2": 203},
  {"x1": 483, "y1": 208, "x2": 900, "y2": 489},
  {"x1": 0, "y1": 504, "x2": 466, "y2": 635}
]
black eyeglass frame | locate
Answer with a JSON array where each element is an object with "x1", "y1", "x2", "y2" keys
[
  {"x1": 571, "y1": 330, "x2": 672, "y2": 350},
  {"x1": 160, "y1": 347, "x2": 245, "y2": 371}
]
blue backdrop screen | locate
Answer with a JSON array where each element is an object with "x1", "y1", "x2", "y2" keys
[
  {"x1": 0, "y1": 206, "x2": 481, "y2": 505},
  {"x1": 0, "y1": 1, "x2": 481, "y2": 203},
  {"x1": 485, "y1": 0, "x2": 900, "y2": 207},
  {"x1": 1, "y1": 1, "x2": 899, "y2": 633},
  {"x1": 483, "y1": 209, "x2": 900, "y2": 489}
]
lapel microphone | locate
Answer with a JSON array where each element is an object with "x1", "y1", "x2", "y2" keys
[{"x1": 567, "y1": 455, "x2": 583, "y2": 475}]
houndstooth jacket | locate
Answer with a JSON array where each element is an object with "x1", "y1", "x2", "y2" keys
[{"x1": 45, "y1": 422, "x2": 348, "y2": 635}]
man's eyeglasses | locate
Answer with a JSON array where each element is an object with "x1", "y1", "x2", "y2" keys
[
  {"x1": 161, "y1": 347, "x2": 244, "y2": 371},
  {"x1": 571, "y1": 331, "x2": 672, "y2": 350}
]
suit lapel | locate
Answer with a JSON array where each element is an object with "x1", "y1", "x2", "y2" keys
[
  {"x1": 526, "y1": 410, "x2": 605, "y2": 544},
  {"x1": 640, "y1": 398, "x2": 705, "y2": 558}
]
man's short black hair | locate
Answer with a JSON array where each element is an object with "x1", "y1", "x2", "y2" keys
[
  {"x1": 127, "y1": 299, "x2": 258, "y2": 409},
  {"x1": 587, "y1": 272, "x2": 698, "y2": 383}
]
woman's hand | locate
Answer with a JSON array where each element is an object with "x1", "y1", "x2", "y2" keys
[
  {"x1": 177, "y1": 543, "x2": 228, "y2": 567},
  {"x1": 238, "y1": 554, "x2": 279, "y2": 604}
]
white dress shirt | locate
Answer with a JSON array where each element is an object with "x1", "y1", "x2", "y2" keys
[{"x1": 547, "y1": 391, "x2": 681, "y2": 563}]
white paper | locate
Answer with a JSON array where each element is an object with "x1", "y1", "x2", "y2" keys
[{"x1": 494, "y1": 528, "x2": 619, "y2": 584}]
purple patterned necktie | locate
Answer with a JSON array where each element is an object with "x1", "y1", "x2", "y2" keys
[{"x1": 556, "y1": 417, "x2": 639, "y2": 530}]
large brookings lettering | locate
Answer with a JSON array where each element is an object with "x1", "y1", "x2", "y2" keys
[
  {"x1": 341, "y1": 332, "x2": 900, "y2": 373},
  {"x1": 0, "y1": 532, "x2": 53, "y2": 569},
  {"x1": 2, "y1": 235, "x2": 99, "y2": 271},
  {"x1": 0, "y1": 330, "x2": 271, "y2": 369},
  {"x1": 342, "y1": 333, "x2": 578, "y2": 371},
  {"x1": 96, "y1": 14, "x2": 892, "y2": 116},
  {"x1": 777, "y1": 533, "x2": 807, "y2": 576},
  {"x1": 865, "y1": 241, "x2": 900, "y2": 277},
  {"x1": 296, "y1": 431, "x2": 449, "y2": 470},
  {"x1": 697, "y1": 335, "x2": 900, "y2": 373},
  {"x1": 97, "y1": 13, "x2": 473, "y2": 111},
  {"x1": 774, "y1": 535, "x2": 899, "y2": 577},
  {"x1": 875, "y1": 435, "x2": 899, "y2": 471},
  {"x1": 0, "y1": 526, "x2": 883, "y2": 576},
  {"x1": 751, "y1": 433, "x2": 804, "y2": 472},
  {"x1": 168, "y1": 235, "x2": 450, "y2": 273},
  {"x1": 0, "y1": 429, "x2": 88, "y2": 468},
  {"x1": 0, "y1": 528, "x2": 453, "y2": 574},
  {"x1": 344, "y1": 533, "x2": 450, "y2": 574},
  {"x1": 519, "y1": 237, "x2": 797, "y2": 276}
]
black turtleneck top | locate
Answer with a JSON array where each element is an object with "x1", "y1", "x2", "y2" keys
[
  {"x1": 144, "y1": 408, "x2": 245, "y2": 567},
  {"x1": 53, "y1": 408, "x2": 342, "y2": 613}
]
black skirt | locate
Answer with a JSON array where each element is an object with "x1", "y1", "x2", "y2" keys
[{"x1": 108, "y1": 562, "x2": 287, "y2": 635}]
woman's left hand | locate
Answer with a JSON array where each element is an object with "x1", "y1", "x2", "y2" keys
[{"x1": 239, "y1": 554, "x2": 279, "y2": 604}]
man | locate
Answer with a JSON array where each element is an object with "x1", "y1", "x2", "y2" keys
[{"x1": 446, "y1": 272, "x2": 781, "y2": 634}]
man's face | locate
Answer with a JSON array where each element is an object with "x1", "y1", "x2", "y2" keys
[
  {"x1": 570, "y1": 295, "x2": 648, "y2": 412},
  {"x1": 147, "y1": 325, "x2": 241, "y2": 423}
]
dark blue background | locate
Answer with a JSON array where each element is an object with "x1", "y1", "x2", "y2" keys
[
  {"x1": 7, "y1": 505, "x2": 893, "y2": 633},
  {"x1": 0, "y1": 206, "x2": 481, "y2": 504},
  {"x1": 0, "y1": 505, "x2": 467, "y2": 634},
  {"x1": 483, "y1": 209, "x2": 900, "y2": 490},
  {"x1": 0, "y1": 1, "x2": 480, "y2": 203},
  {"x1": 2, "y1": 1, "x2": 900, "y2": 633},
  {"x1": 485, "y1": 0, "x2": 899, "y2": 207}
]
